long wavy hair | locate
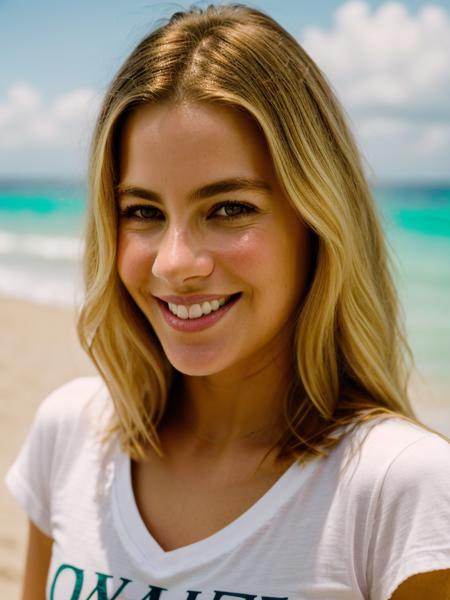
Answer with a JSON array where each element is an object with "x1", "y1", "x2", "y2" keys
[{"x1": 77, "y1": 3, "x2": 423, "y2": 462}]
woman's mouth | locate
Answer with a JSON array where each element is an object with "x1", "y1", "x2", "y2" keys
[
  {"x1": 167, "y1": 295, "x2": 229, "y2": 319},
  {"x1": 156, "y1": 293, "x2": 241, "y2": 332}
]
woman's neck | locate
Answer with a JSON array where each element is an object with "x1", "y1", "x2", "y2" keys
[{"x1": 165, "y1": 352, "x2": 291, "y2": 449}]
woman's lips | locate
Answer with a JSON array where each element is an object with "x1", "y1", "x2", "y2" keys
[
  {"x1": 155, "y1": 293, "x2": 241, "y2": 332},
  {"x1": 157, "y1": 293, "x2": 231, "y2": 305}
]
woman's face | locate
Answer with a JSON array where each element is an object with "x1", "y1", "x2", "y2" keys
[{"x1": 117, "y1": 102, "x2": 312, "y2": 378}]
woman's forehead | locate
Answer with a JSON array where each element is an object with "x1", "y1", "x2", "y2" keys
[{"x1": 118, "y1": 102, "x2": 276, "y2": 191}]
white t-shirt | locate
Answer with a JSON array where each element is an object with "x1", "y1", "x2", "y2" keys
[{"x1": 5, "y1": 376, "x2": 450, "y2": 600}]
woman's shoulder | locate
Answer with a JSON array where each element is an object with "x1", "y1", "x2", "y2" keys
[
  {"x1": 366, "y1": 416, "x2": 449, "y2": 483},
  {"x1": 350, "y1": 415, "x2": 448, "y2": 459},
  {"x1": 34, "y1": 376, "x2": 112, "y2": 434},
  {"x1": 337, "y1": 415, "x2": 450, "y2": 495},
  {"x1": 5, "y1": 377, "x2": 114, "y2": 537}
]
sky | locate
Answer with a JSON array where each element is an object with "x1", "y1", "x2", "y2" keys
[{"x1": 1, "y1": 0, "x2": 449, "y2": 182}]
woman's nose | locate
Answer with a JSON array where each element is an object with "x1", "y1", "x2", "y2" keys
[{"x1": 151, "y1": 226, "x2": 214, "y2": 285}]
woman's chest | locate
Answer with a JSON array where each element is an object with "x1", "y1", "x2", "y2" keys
[
  {"x1": 131, "y1": 456, "x2": 290, "y2": 551},
  {"x1": 46, "y1": 450, "x2": 364, "y2": 599}
]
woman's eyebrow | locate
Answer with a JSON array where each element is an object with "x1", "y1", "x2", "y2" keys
[{"x1": 115, "y1": 177, "x2": 272, "y2": 203}]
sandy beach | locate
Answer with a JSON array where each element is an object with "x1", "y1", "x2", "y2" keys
[
  {"x1": 0, "y1": 297, "x2": 95, "y2": 597},
  {"x1": 0, "y1": 296, "x2": 449, "y2": 597}
]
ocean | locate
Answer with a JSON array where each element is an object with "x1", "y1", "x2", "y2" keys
[{"x1": 1, "y1": 180, "x2": 449, "y2": 380}]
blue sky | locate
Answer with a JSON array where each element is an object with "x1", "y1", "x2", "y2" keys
[{"x1": 1, "y1": 0, "x2": 450, "y2": 181}]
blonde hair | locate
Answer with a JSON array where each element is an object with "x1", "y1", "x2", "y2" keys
[{"x1": 77, "y1": 3, "x2": 424, "y2": 462}]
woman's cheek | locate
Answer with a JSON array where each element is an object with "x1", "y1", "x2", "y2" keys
[
  {"x1": 214, "y1": 228, "x2": 270, "y2": 270},
  {"x1": 117, "y1": 232, "x2": 155, "y2": 288}
]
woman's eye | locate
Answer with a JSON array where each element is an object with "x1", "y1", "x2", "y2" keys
[
  {"x1": 211, "y1": 202, "x2": 256, "y2": 219},
  {"x1": 119, "y1": 205, "x2": 164, "y2": 221}
]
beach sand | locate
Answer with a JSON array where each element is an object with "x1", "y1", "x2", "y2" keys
[
  {"x1": 0, "y1": 296, "x2": 449, "y2": 596},
  {"x1": 0, "y1": 297, "x2": 95, "y2": 596}
]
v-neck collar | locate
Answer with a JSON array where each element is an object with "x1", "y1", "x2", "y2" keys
[{"x1": 111, "y1": 447, "x2": 321, "y2": 578}]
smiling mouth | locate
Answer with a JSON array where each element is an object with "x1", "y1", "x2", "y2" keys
[{"x1": 165, "y1": 293, "x2": 241, "y2": 320}]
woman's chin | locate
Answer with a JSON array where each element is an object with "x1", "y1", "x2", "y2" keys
[
  {"x1": 166, "y1": 357, "x2": 227, "y2": 378},
  {"x1": 163, "y1": 347, "x2": 229, "y2": 378}
]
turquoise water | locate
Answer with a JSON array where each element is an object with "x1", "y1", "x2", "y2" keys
[
  {"x1": 0, "y1": 180, "x2": 86, "y2": 236},
  {"x1": 0, "y1": 180, "x2": 87, "y2": 306},
  {"x1": 1, "y1": 180, "x2": 449, "y2": 379},
  {"x1": 375, "y1": 185, "x2": 450, "y2": 379}
]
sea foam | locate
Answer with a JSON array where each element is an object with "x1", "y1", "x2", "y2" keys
[{"x1": 0, "y1": 230, "x2": 84, "y2": 261}]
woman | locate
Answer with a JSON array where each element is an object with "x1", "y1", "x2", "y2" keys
[{"x1": 6, "y1": 4, "x2": 450, "y2": 599}]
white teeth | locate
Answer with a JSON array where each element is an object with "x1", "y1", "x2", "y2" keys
[
  {"x1": 167, "y1": 296, "x2": 231, "y2": 319},
  {"x1": 188, "y1": 304, "x2": 203, "y2": 319},
  {"x1": 201, "y1": 301, "x2": 212, "y2": 315},
  {"x1": 177, "y1": 305, "x2": 189, "y2": 320}
]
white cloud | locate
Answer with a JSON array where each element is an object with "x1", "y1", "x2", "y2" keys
[
  {"x1": 301, "y1": 1, "x2": 450, "y2": 179},
  {"x1": 0, "y1": 83, "x2": 101, "y2": 150},
  {"x1": 416, "y1": 123, "x2": 450, "y2": 156},
  {"x1": 302, "y1": 1, "x2": 450, "y2": 111},
  {"x1": 355, "y1": 115, "x2": 450, "y2": 153},
  {"x1": 1, "y1": 2, "x2": 449, "y2": 180},
  {"x1": 357, "y1": 116, "x2": 410, "y2": 138}
]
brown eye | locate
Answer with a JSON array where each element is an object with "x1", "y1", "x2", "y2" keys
[
  {"x1": 212, "y1": 201, "x2": 256, "y2": 219},
  {"x1": 136, "y1": 206, "x2": 163, "y2": 219},
  {"x1": 119, "y1": 205, "x2": 164, "y2": 220}
]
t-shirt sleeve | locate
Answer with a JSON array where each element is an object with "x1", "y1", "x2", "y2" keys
[
  {"x1": 4, "y1": 377, "x2": 101, "y2": 538},
  {"x1": 367, "y1": 432, "x2": 450, "y2": 600}
]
